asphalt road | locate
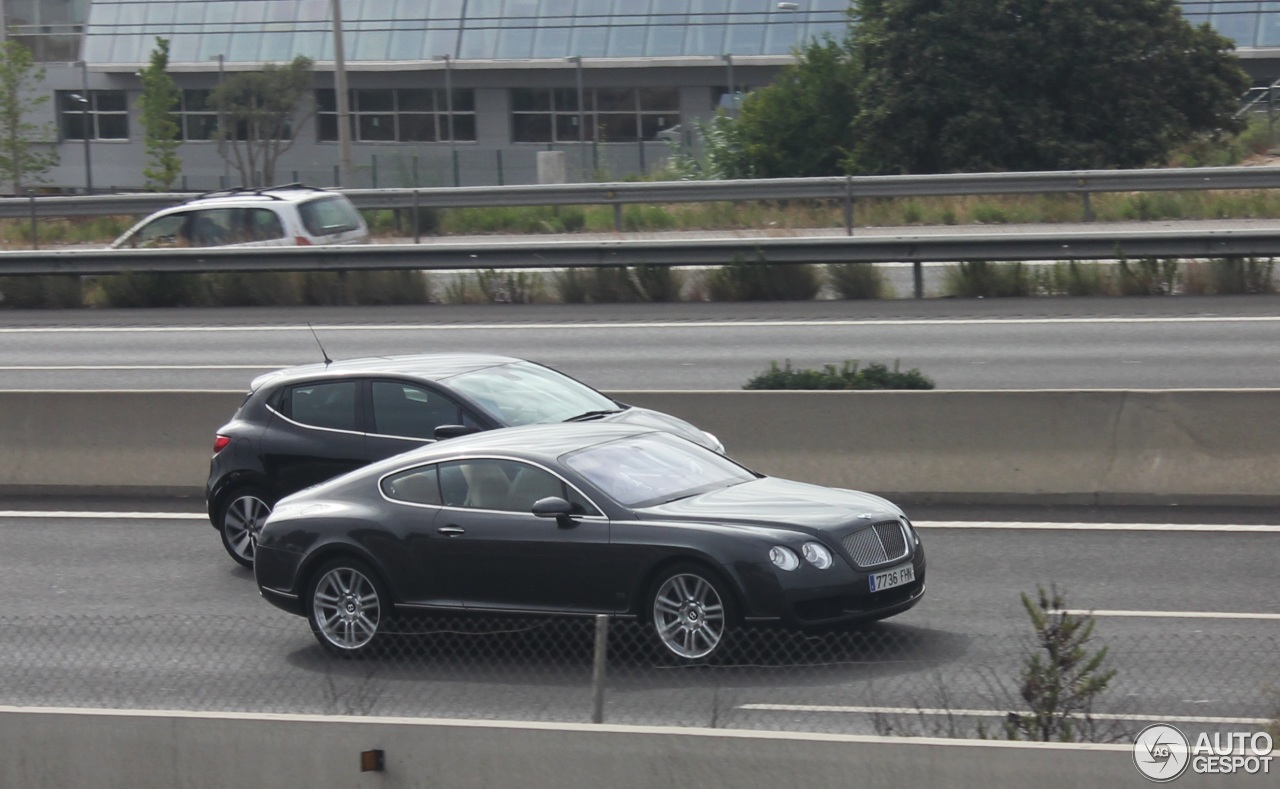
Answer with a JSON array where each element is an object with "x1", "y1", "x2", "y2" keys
[
  {"x1": 0, "y1": 502, "x2": 1274, "y2": 735},
  {"x1": 2, "y1": 295, "x2": 1280, "y2": 391}
]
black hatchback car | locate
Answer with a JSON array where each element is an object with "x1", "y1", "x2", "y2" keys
[{"x1": 207, "y1": 353, "x2": 722, "y2": 567}]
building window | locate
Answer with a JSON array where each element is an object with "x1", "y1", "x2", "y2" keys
[
  {"x1": 511, "y1": 87, "x2": 679, "y2": 144},
  {"x1": 58, "y1": 90, "x2": 129, "y2": 140},
  {"x1": 316, "y1": 89, "x2": 477, "y2": 143},
  {"x1": 179, "y1": 90, "x2": 220, "y2": 141}
]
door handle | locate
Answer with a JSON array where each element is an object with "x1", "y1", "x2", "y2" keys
[{"x1": 437, "y1": 526, "x2": 466, "y2": 536}]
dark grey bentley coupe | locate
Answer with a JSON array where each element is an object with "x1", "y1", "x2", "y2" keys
[{"x1": 254, "y1": 422, "x2": 925, "y2": 661}]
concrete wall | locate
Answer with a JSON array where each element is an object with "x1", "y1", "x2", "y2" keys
[
  {"x1": 11, "y1": 706, "x2": 1255, "y2": 789},
  {"x1": 2, "y1": 389, "x2": 1279, "y2": 505}
]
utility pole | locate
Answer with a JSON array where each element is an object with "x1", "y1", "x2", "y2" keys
[{"x1": 331, "y1": 0, "x2": 353, "y2": 186}]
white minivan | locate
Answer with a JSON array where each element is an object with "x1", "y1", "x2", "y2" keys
[{"x1": 111, "y1": 184, "x2": 370, "y2": 249}]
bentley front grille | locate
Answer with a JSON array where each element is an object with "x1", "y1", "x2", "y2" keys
[{"x1": 841, "y1": 521, "x2": 910, "y2": 568}]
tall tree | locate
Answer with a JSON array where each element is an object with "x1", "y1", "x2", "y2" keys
[
  {"x1": 706, "y1": 36, "x2": 861, "y2": 179},
  {"x1": 209, "y1": 56, "x2": 314, "y2": 186},
  {"x1": 847, "y1": 0, "x2": 1250, "y2": 174},
  {"x1": 0, "y1": 40, "x2": 57, "y2": 193},
  {"x1": 138, "y1": 37, "x2": 182, "y2": 191}
]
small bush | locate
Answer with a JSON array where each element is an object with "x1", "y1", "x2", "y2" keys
[
  {"x1": 206, "y1": 272, "x2": 304, "y2": 307},
  {"x1": 707, "y1": 253, "x2": 821, "y2": 301},
  {"x1": 0, "y1": 276, "x2": 83, "y2": 308},
  {"x1": 1208, "y1": 257, "x2": 1275, "y2": 295},
  {"x1": 1033, "y1": 261, "x2": 1115, "y2": 297},
  {"x1": 1118, "y1": 257, "x2": 1179, "y2": 296},
  {"x1": 554, "y1": 266, "x2": 681, "y2": 303},
  {"x1": 944, "y1": 260, "x2": 1030, "y2": 298},
  {"x1": 744, "y1": 359, "x2": 935, "y2": 390},
  {"x1": 827, "y1": 263, "x2": 888, "y2": 299},
  {"x1": 1002, "y1": 585, "x2": 1115, "y2": 743},
  {"x1": 971, "y1": 203, "x2": 1010, "y2": 224},
  {"x1": 98, "y1": 272, "x2": 208, "y2": 308}
]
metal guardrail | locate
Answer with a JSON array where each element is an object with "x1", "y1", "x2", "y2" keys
[
  {"x1": 2, "y1": 228, "x2": 1279, "y2": 279},
  {"x1": 3, "y1": 164, "x2": 1280, "y2": 229}
]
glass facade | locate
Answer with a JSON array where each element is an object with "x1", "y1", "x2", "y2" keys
[
  {"x1": 315, "y1": 89, "x2": 478, "y2": 143},
  {"x1": 81, "y1": 0, "x2": 853, "y2": 64},
  {"x1": 1180, "y1": 1, "x2": 1280, "y2": 47}
]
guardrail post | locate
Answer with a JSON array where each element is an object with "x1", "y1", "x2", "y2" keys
[
  {"x1": 28, "y1": 193, "x2": 37, "y2": 250},
  {"x1": 1081, "y1": 192, "x2": 1095, "y2": 222},
  {"x1": 844, "y1": 176, "x2": 854, "y2": 236},
  {"x1": 610, "y1": 192, "x2": 623, "y2": 232},
  {"x1": 412, "y1": 190, "x2": 421, "y2": 244},
  {"x1": 913, "y1": 261, "x2": 923, "y2": 299},
  {"x1": 590, "y1": 614, "x2": 609, "y2": 724}
]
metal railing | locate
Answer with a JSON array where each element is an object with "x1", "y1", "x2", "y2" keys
[{"x1": 5, "y1": 164, "x2": 1280, "y2": 233}]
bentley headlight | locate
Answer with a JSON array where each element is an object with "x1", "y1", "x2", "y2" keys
[
  {"x1": 769, "y1": 546, "x2": 800, "y2": 571},
  {"x1": 801, "y1": 542, "x2": 833, "y2": 569}
]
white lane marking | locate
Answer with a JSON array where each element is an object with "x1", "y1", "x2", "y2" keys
[
  {"x1": 0, "y1": 365, "x2": 280, "y2": 371},
  {"x1": 3, "y1": 316, "x2": 1280, "y2": 333},
  {"x1": 915, "y1": 521, "x2": 1280, "y2": 533},
  {"x1": 1, "y1": 513, "x2": 1277, "y2": 534},
  {"x1": 737, "y1": 704, "x2": 1271, "y2": 726},
  {"x1": 1055, "y1": 609, "x2": 1280, "y2": 621},
  {"x1": 0, "y1": 511, "x2": 206, "y2": 520}
]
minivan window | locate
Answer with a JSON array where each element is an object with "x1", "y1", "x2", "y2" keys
[{"x1": 298, "y1": 195, "x2": 363, "y2": 236}]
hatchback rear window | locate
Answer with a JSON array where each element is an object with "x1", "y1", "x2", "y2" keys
[{"x1": 298, "y1": 195, "x2": 363, "y2": 236}]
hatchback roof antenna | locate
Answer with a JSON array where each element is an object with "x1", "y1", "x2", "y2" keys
[{"x1": 307, "y1": 323, "x2": 333, "y2": 366}]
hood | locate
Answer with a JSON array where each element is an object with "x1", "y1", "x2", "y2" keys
[
  {"x1": 640, "y1": 477, "x2": 903, "y2": 533},
  {"x1": 601, "y1": 407, "x2": 723, "y2": 452}
]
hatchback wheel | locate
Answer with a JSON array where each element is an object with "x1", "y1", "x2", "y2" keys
[
  {"x1": 306, "y1": 558, "x2": 389, "y2": 657},
  {"x1": 648, "y1": 564, "x2": 734, "y2": 661},
  {"x1": 218, "y1": 489, "x2": 271, "y2": 568}
]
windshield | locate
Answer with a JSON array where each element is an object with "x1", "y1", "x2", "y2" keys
[
  {"x1": 446, "y1": 361, "x2": 617, "y2": 426},
  {"x1": 563, "y1": 433, "x2": 753, "y2": 507}
]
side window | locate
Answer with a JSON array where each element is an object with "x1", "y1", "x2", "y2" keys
[
  {"x1": 189, "y1": 208, "x2": 234, "y2": 246},
  {"x1": 438, "y1": 459, "x2": 600, "y2": 516},
  {"x1": 370, "y1": 381, "x2": 470, "y2": 439},
  {"x1": 128, "y1": 214, "x2": 191, "y2": 248},
  {"x1": 286, "y1": 381, "x2": 359, "y2": 432},
  {"x1": 381, "y1": 465, "x2": 442, "y2": 505},
  {"x1": 239, "y1": 208, "x2": 286, "y2": 242}
]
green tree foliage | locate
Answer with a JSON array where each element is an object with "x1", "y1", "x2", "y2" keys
[
  {"x1": 1004, "y1": 585, "x2": 1116, "y2": 742},
  {"x1": 0, "y1": 41, "x2": 57, "y2": 193},
  {"x1": 209, "y1": 56, "x2": 314, "y2": 186},
  {"x1": 708, "y1": 36, "x2": 860, "y2": 178},
  {"x1": 848, "y1": 0, "x2": 1250, "y2": 174},
  {"x1": 138, "y1": 37, "x2": 182, "y2": 191}
]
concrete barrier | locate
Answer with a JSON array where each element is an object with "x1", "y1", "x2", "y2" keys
[
  {"x1": 10, "y1": 707, "x2": 1260, "y2": 789},
  {"x1": 1, "y1": 389, "x2": 1278, "y2": 505}
]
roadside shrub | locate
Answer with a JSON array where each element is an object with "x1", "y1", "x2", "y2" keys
[
  {"x1": 205, "y1": 272, "x2": 304, "y2": 306},
  {"x1": 1001, "y1": 585, "x2": 1115, "y2": 743},
  {"x1": 744, "y1": 359, "x2": 934, "y2": 390},
  {"x1": 555, "y1": 266, "x2": 677, "y2": 304},
  {"x1": 0, "y1": 275, "x2": 83, "y2": 308},
  {"x1": 706, "y1": 253, "x2": 821, "y2": 301},
  {"x1": 944, "y1": 260, "x2": 1030, "y2": 298},
  {"x1": 827, "y1": 263, "x2": 888, "y2": 299},
  {"x1": 1033, "y1": 261, "x2": 1115, "y2": 297},
  {"x1": 1118, "y1": 257, "x2": 1179, "y2": 296},
  {"x1": 631, "y1": 264, "x2": 683, "y2": 302},
  {"x1": 97, "y1": 272, "x2": 208, "y2": 308},
  {"x1": 1208, "y1": 256, "x2": 1275, "y2": 295}
]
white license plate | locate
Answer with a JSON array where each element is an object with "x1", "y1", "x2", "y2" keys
[{"x1": 869, "y1": 563, "x2": 914, "y2": 593}]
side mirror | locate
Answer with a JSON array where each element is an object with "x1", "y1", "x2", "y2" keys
[
  {"x1": 434, "y1": 424, "x2": 479, "y2": 441},
  {"x1": 532, "y1": 496, "x2": 575, "y2": 526}
]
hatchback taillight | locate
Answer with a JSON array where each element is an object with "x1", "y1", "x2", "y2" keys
[
  {"x1": 294, "y1": 236, "x2": 312, "y2": 245},
  {"x1": 213, "y1": 435, "x2": 232, "y2": 454}
]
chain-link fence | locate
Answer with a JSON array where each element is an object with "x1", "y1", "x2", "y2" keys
[{"x1": 1, "y1": 612, "x2": 1274, "y2": 742}]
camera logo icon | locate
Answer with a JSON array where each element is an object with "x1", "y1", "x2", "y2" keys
[{"x1": 1134, "y1": 724, "x2": 1191, "y2": 782}]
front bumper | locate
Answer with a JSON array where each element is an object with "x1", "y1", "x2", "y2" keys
[{"x1": 741, "y1": 544, "x2": 927, "y2": 627}]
